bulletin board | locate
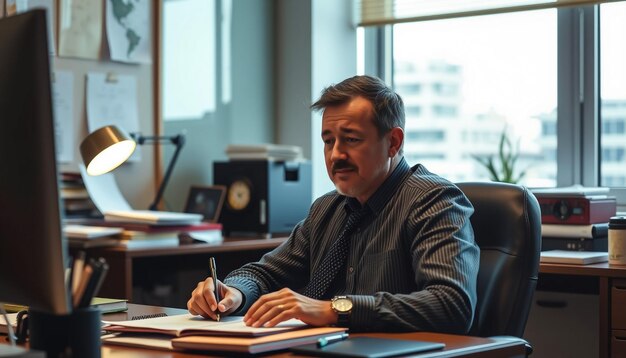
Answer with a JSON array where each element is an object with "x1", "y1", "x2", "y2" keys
[{"x1": 3, "y1": 1, "x2": 162, "y2": 209}]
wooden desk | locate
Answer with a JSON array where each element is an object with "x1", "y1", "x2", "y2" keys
[
  {"x1": 539, "y1": 261, "x2": 626, "y2": 357},
  {"x1": 98, "y1": 304, "x2": 527, "y2": 357},
  {"x1": 74, "y1": 237, "x2": 288, "y2": 304}
]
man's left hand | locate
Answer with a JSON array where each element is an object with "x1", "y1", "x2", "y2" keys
[{"x1": 243, "y1": 288, "x2": 338, "y2": 327}]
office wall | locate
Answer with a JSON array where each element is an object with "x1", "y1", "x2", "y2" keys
[
  {"x1": 275, "y1": 0, "x2": 357, "y2": 199},
  {"x1": 56, "y1": 9, "x2": 156, "y2": 210},
  {"x1": 161, "y1": 0, "x2": 356, "y2": 210},
  {"x1": 162, "y1": 0, "x2": 275, "y2": 211}
]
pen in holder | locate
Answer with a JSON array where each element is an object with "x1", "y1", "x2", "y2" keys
[{"x1": 29, "y1": 307, "x2": 101, "y2": 358}]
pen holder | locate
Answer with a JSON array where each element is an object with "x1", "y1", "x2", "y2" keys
[{"x1": 29, "y1": 307, "x2": 101, "y2": 358}]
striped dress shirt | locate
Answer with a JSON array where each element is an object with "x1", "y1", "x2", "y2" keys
[{"x1": 224, "y1": 158, "x2": 479, "y2": 333}]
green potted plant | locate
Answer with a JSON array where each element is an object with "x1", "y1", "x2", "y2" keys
[{"x1": 472, "y1": 129, "x2": 526, "y2": 184}]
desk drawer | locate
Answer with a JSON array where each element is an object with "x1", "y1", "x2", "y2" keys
[
  {"x1": 524, "y1": 290, "x2": 598, "y2": 358},
  {"x1": 612, "y1": 279, "x2": 626, "y2": 329},
  {"x1": 612, "y1": 329, "x2": 626, "y2": 357}
]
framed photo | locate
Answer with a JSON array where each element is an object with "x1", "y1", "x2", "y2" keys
[{"x1": 184, "y1": 185, "x2": 226, "y2": 223}]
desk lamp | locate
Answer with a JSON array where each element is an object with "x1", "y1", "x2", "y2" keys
[{"x1": 80, "y1": 125, "x2": 186, "y2": 211}]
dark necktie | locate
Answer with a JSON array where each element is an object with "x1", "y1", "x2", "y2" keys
[{"x1": 302, "y1": 207, "x2": 368, "y2": 299}]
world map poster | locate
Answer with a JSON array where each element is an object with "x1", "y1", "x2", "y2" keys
[{"x1": 106, "y1": 0, "x2": 151, "y2": 64}]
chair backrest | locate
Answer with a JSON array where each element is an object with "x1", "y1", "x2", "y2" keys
[{"x1": 456, "y1": 182, "x2": 541, "y2": 337}]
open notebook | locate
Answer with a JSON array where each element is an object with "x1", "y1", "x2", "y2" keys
[{"x1": 103, "y1": 314, "x2": 305, "y2": 337}]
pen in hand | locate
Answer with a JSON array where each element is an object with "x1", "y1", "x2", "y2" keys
[
  {"x1": 209, "y1": 257, "x2": 220, "y2": 322},
  {"x1": 317, "y1": 333, "x2": 349, "y2": 348}
]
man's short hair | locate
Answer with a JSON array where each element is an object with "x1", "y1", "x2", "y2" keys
[{"x1": 311, "y1": 75, "x2": 405, "y2": 137}]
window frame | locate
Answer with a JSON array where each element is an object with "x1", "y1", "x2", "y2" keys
[{"x1": 364, "y1": 5, "x2": 626, "y2": 209}]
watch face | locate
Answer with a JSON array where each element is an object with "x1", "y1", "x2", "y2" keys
[
  {"x1": 227, "y1": 179, "x2": 251, "y2": 211},
  {"x1": 332, "y1": 297, "x2": 353, "y2": 313}
]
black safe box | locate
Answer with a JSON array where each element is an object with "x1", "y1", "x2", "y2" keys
[{"x1": 213, "y1": 160, "x2": 312, "y2": 236}]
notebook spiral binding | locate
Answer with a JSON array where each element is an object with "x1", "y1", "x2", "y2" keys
[{"x1": 130, "y1": 313, "x2": 168, "y2": 320}]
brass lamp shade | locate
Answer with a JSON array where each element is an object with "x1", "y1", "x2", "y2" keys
[{"x1": 80, "y1": 125, "x2": 137, "y2": 176}]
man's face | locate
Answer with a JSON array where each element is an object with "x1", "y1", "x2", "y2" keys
[{"x1": 321, "y1": 96, "x2": 398, "y2": 204}]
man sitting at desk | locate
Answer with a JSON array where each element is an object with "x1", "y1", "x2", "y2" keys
[{"x1": 188, "y1": 75, "x2": 479, "y2": 333}]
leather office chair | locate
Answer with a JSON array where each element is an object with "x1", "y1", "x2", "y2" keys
[{"x1": 456, "y1": 182, "x2": 541, "y2": 339}]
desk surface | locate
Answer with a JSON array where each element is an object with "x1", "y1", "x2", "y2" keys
[
  {"x1": 96, "y1": 304, "x2": 527, "y2": 357},
  {"x1": 540, "y1": 261, "x2": 626, "y2": 277}
]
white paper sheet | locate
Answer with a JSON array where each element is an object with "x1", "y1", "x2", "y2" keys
[
  {"x1": 86, "y1": 72, "x2": 141, "y2": 161},
  {"x1": 58, "y1": 0, "x2": 103, "y2": 59},
  {"x1": 79, "y1": 164, "x2": 133, "y2": 214},
  {"x1": 52, "y1": 70, "x2": 74, "y2": 163},
  {"x1": 106, "y1": 0, "x2": 151, "y2": 64}
]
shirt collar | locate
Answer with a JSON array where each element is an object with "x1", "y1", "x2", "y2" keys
[{"x1": 343, "y1": 157, "x2": 411, "y2": 215}]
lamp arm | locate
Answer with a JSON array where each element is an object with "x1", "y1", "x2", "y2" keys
[{"x1": 147, "y1": 134, "x2": 185, "y2": 211}]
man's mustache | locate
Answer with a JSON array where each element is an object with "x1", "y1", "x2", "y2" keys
[{"x1": 332, "y1": 160, "x2": 356, "y2": 173}]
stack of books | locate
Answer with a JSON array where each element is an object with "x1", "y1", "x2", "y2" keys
[
  {"x1": 60, "y1": 171, "x2": 99, "y2": 219},
  {"x1": 540, "y1": 222, "x2": 609, "y2": 251},
  {"x1": 532, "y1": 186, "x2": 616, "y2": 252},
  {"x1": 64, "y1": 222, "x2": 223, "y2": 249},
  {"x1": 226, "y1": 144, "x2": 303, "y2": 161}
]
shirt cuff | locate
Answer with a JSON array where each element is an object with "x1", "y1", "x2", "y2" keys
[
  {"x1": 347, "y1": 295, "x2": 376, "y2": 329},
  {"x1": 224, "y1": 277, "x2": 261, "y2": 315}
]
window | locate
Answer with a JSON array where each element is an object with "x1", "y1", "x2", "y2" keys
[
  {"x1": 359, "y1": 3, "x2": 626, "y2": 207},
  {"x1": 602, "y1": 148, "x2": 625, "y2": 163},
  {"x1": 391, "y1": 10, "x2": 557, "y2": 186},
  {"x1": 405, "y1": 105, "x2": 422, "y2": 117},
  {"x1": 406, "y1": 130, "x2": 445, "y2": 142},
  {"x1": 600, "y1": 2, "x2": 626, "y2": 188}
]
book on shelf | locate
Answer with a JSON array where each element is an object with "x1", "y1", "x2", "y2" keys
[
  {"x1": 64, "y1": 225, "x2": 123, "y2": 239},
  {"x1": 60, "y1": 186, "x2": 90, "y2": 200},
  {"x1": 541, "y1": 223, "x2": 609, "y2": 239},
  {"x1": 65, "y1": 222, "x2": 223, "y2": 248},
  {"x1": 104, "y1": 210, "x2": 203, "y2": 226},
  {"x1": 68, "y1": 236, "x2": 121, "y2": 249},
  {"x1": 540, "y1": 250, "x2": 609, "y2": 265},
  {"x1": 90, "y1": 297, "x2": 128, "y2": 314},
  {"x1": 69, "y1": 218, "x2": 221, "y2": 233},
  {"x1": 117, "y1": 237, "x2": 180, "y2": 249}
]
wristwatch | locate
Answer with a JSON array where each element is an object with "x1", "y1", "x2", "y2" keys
[{"x1": 331, "y1": 296, "x2": 353, "y2": 326}]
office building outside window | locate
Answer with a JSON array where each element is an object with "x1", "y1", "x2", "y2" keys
[
  {"x1": 392, "y1": 10, "x2": 557, "y2": 186},
  {"x1": 600, "y1": 2, "x2": 626, "y2": 189}
]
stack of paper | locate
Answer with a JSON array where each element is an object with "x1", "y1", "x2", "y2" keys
[
  {"x1": 104, "y1": 210, "x2": 202, "y2": 226},
  {"x1": 540, "y1": 250, "x2": 609, "y2": 265},
  {"x1": 79, "y1": 164, "x2": 203, "y2": 227},
  {"x1": 64, "y1": 225, "x2": 125, "y2": 249},
  {"x1": 102, "y1": 314, "x2": 346, "y2": 354},
  {"x1": 531, "y1": 185, "x2": 611, "y2": 198},
  {"x1": 226, "y1": 144, "x2": 303, "y2": 161}
]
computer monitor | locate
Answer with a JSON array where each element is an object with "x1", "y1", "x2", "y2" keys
[{"x1": 0, "y1": 10, "x2": 70, "y2": 314}]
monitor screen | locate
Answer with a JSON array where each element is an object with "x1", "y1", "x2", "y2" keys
[{"x1": 0, "y1": 10, "x2": 70, "y2": 314}]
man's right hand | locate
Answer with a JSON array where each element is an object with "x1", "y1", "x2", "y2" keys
[{"x1": 187, "y1": 277, "x2": 243, "y2": 320}]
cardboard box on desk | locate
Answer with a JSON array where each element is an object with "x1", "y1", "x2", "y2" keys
[{"x1": 214, "y1": 160, "x2": 311, "y2": 237}]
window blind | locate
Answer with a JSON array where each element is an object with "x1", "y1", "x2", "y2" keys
[{"x1": 357, "y1": 0, "x2": 620, "y2": 26}]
